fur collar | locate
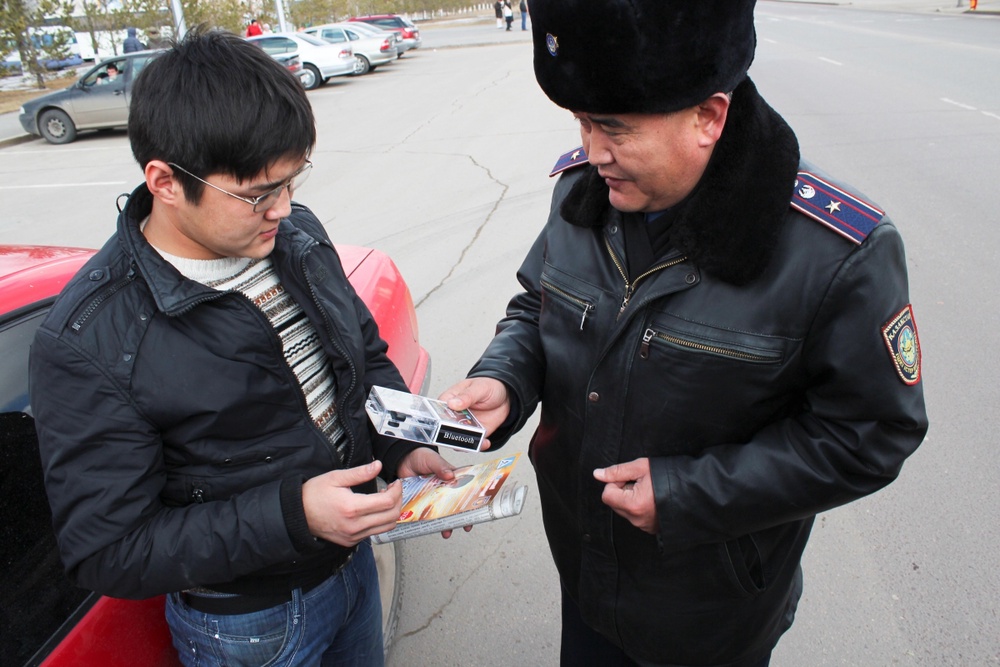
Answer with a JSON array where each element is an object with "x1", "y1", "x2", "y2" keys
[{"x1": 559, "y1": 78, "x2": 800, "y2": 285}]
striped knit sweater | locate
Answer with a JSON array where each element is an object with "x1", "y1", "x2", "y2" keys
[{"x1": 153, "y1": 249, "x2": 347, "y2": 463}]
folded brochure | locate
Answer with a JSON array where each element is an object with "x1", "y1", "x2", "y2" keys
[{"x1": 372, "y1": 453, "x2": 528, "y2": 544}]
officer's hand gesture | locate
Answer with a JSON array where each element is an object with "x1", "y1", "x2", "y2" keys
[{"x1": 594, "y1": 458, "x2": 658, "y2": 534}]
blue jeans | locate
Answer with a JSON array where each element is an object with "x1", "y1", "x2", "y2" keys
[{"x1": 166, "y1": 541, "x2": 383, "y2": 667}]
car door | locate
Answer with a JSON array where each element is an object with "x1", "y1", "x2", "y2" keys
[{"x1": 67, "y1": 57, "x2": 129, "y2": 129}]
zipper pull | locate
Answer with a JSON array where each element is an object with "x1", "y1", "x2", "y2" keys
[
  {"x1": 640, "y1": 328, "x2": 655, "y2": 359},
  {"x1": 619, "y1": 289, "x2": 631, "y2": 317},
  {"x1": 191, "y1": 487, "x2": 205, "y2": 503},
  {"x1": 580, "y1": 304, "x2": 593, "y2": 331}
]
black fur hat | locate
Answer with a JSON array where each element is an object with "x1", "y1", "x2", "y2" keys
[{"x1": 531, "y1": 0, "x2": 757, "y2": 113}]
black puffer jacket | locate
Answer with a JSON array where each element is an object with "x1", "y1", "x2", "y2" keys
[
  {"x1": 470, "y1": 79, "x2": 928, "y2": 665},
  {"x1": 30, "y1": 184, "x2": 420, "y2": 599}
]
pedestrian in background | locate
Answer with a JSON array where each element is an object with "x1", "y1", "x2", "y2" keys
[
  {"x1": 520, "y1": 0, "x2": 529, "y2": 31},
  {"x1": 246, "y1": 18, "x2": 263, "y2": 37},
  {"x1": 503, "y1": 0, "x2": 514, "y2": 31},
  {"x1": 495, "y1": 1, "x2": 504, "y2": 29},
  {"x1": 123, "y1": 27, "x2": 145, "y2": 53},
  {"x1": 441, "y1": 0, "x2": 927, "y2": 665}
]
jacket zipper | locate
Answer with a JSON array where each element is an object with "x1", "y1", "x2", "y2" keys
[
  {"x1": 301, "y1": 244, "x2": 359, "y2": 467},
  {"x1": 640, "y1": 328, "x2": 780, "y2": 363},
  {"x1": 540, "y1": 278, "x2": 595, "y2": 330},
  {"x1": 71, "y1": 266, "x2": 138, "y2": 332},
  {"x1": 603, "y1": 236, "x2": 687, "y2": 318}
]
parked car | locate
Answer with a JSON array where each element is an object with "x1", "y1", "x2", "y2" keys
[
  {"x1": 271, "y1": 51, "x2": 304, "y2": 81},
  {"x1": 348, "y1": 15, "x2": 422, "y2": 53},
  {"x1": 302, "y1": 23, "x2": 398, "y2": 75},
  {"x1": 339, "y1": 20, "x2": 412, "y2": 58},
  {"x1": 0, "y1": 243, "x2": 429, "y2": 665},
  {"x1": 18, "y1": 51, "x2": 161, "y2": 145},
  {"x1": 246, "y1": 33, "x2": 354, "y2": 90}
]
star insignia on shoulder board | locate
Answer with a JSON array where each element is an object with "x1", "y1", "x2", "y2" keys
[
  {"x1": 825, "y1": 200, "x2": 842, "y2": 214},
  {"x1": 570, "y1": 149, "x2": 582, "y2": 161}
]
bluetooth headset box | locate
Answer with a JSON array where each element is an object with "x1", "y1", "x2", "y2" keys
[{"x1": 365, "y1": 385, "x2": 487, "y2": 452}]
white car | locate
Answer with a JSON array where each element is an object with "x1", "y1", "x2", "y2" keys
[
  {"x1": 342, "y1": 20, "x2": 412, "y2": 58},
  {"x1": 302, "y1": 23, "x2": 398, "y2": 75},
  {"x1": 246, "y1": 33, "x2": 354, "y2": 90}
]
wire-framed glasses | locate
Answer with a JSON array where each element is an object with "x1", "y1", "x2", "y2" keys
[{"x1": 168, "y1": 160, "x2": 313, "y2": 212}]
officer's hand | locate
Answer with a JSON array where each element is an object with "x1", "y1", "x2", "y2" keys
[
  {"x1": 439, "y1": 377, "x2": 510, "y2": 444},
  {"x1": 594, "y1": 458, "x2": 658, "y2": 534},
  {"x1": 302, "y1": 461, "x2": 403, "y2": 547}
]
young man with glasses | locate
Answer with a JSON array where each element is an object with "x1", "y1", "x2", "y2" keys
[{"x1": 29, "y1": 28, "x2": 455, "y2": 666}]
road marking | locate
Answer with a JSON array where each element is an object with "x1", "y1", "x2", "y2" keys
[
  {"x1": 0, "y1": 181, "x2": 127, "y2": 190},
  {"x1": 818, "y1": 57, "x2": 842, "y2": 66},
  {"x1": 940, "y1": 98, "x2": 977, "y2": 111},
  {"x1": 982, "y1": 111, "x2": 1000, "y2": 122}
]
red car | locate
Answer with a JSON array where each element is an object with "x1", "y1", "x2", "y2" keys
[
  {"x1": 348, "y1": 14, "x2": 422, "y2": 54},
  {"x1": 0, "y1": 244, "x2": 429, "y2": 666}
]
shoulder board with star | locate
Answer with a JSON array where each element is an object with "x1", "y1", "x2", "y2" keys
[
  {"x1": 549, "y1": 146, "x2": 589, "y2": 177},
  {"x1": 791, "y1": 171, "x2": 884, "y2": 244}
]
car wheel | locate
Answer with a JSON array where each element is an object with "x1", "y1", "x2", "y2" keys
[
  {"x1": 374, "y1": 540, "x2": 402, "y2": 656},
  {"x1": 300, "y1": 64, "x2": 320, "y2": 90},
  {"x1": 38, "y1": 108, "x2": 77, "y2": 144},
  {"x1": 352, "y1": 55, "x2": 371, "y2": 76}
]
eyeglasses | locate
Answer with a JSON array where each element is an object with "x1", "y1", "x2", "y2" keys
[{"x1": 168, "y1": 160, "x2": 313, "y2": 212}]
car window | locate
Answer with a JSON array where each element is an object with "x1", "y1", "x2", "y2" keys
[
  {"x1": 320, "y1": 28, "x2": 347, "y2": 43},
  {"x1": 295, "y1": 33, "x2": 330, "y2": 47},
  {"x1": 0, "y1": 308, "x2": 93, "y2": 663},
  {"x1": 255, "y1": 37, "x2": 297, "y2": 55},
  {"x1": 131, "y1": 54, "x2": 157, "y2": 79},
  {"x1": 343, "y1": 28, "x2": 363, "y2": 41},
  {"x1": 81, "y1": 59, "x2": 126, "y2": 87}
]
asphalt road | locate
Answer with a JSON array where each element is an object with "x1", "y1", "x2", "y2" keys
[{"x1": 1, "y1": 3, "x2": 998, "y2": 666}]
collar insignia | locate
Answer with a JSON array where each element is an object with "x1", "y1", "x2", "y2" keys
[
  {"x1": 549, "y1": 146, "x2": 589, "y2": 177},
  {"x1": 546, "y1": 33, "x2": 559, "y2": 56}
]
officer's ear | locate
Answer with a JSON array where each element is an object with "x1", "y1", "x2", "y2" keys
[{"x1": 694, "y1": 92, "x2": 731, "y2": 148}]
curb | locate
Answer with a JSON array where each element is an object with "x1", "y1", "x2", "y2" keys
[{"x1": 0, "y1": 133, "x2": 33, "y2": 148}]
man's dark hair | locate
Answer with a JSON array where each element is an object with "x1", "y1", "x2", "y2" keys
[{"x1": 128, "y1": 26, "x2": 316, "y2": 203}]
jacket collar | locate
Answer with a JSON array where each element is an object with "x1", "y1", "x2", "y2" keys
[
  {"x1": 559, "y1": 78, "x2": 800, "y2": 285},
  {"x1": 115, "y1": 183, "x2": 311, "y2": 315}
]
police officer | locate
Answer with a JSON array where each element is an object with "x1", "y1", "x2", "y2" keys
[{"x1": 441, "y1": 1, "x2": 928, "y2": 665}]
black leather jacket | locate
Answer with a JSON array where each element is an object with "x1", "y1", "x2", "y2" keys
[
  {"x1": 30, "y1": 185, "x2": 420, "y2": 599},
  {"x1": 471, "y1": 80, "x2": 928, "y2": 665}
]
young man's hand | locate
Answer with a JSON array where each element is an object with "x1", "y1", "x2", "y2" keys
[
  {"x1": 302, "y1": 461, "x2": 402, "y2": 546},
  {"x1": 396, "y1": 447, "x2": 455, "y2": 480}
]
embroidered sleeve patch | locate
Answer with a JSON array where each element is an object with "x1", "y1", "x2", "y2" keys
[
  {"x1": 549, "y1": 146, "x2": 589, "y2": 177},
  {"x1": 791, "y1": 171, "x2": 884, "y2": 244},
  {"x1": 882, "y1": 305, "x2": 921, "y2": 385}
]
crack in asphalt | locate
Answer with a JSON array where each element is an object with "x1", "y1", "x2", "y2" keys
[
  {"x1": 413, "y1": 152, "x2": 508, "y2": 309},
  {"x1": 395, "y1": 522, "x2": 518, "y2": 641}
]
